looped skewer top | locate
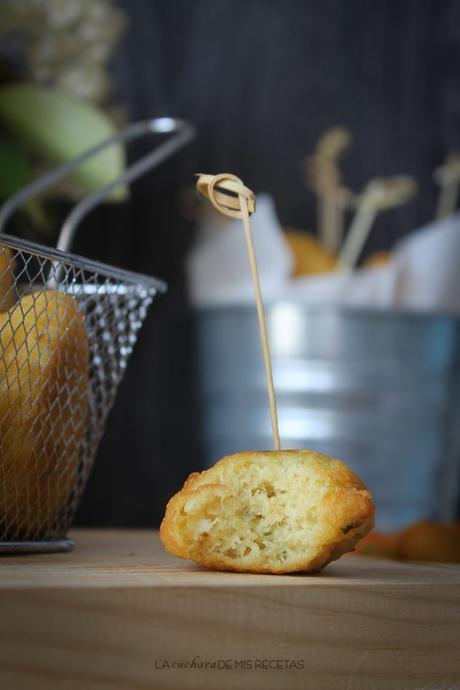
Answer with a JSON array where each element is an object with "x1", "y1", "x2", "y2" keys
[
  {"x1": 196, "y1": 173, "x2": 280, "y2": 451},
  {"x1": 304, "y1": 127, "x2": 354, "y2": 253},
  {"x1": 196, "y1": 173, "x2": 256, "y2": 219}
]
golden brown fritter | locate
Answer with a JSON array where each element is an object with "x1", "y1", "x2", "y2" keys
[
  {"x1": 0, "y1": 247, "x2": 17, "y2": 310},
  {"x1": 160, "y1": 449, "x2": 375, "y2": 574},
  {"x1": 0, "y1": 290, "x2": 89, "y2": 538}
]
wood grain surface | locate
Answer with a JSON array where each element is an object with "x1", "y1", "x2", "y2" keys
[{"x1": 0, "y1": 529, "x2": 459, "y2": 690}]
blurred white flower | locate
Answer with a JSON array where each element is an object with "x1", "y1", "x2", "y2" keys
[{"x1": 0, "y1": 0, "x2": 127, "y2": 109}]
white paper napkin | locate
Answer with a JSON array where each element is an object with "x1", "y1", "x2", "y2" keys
[{"x1": 186, "y1": 193, "x2": 292, "y2": 306}]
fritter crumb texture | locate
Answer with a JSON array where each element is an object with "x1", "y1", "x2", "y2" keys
[{"x1": 160, "y1": 450, "x2": 374, "y2": 574}]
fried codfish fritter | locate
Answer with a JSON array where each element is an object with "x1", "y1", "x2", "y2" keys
[
  {"x1": 0, "y1": 290, "x2": 89, "y2": 538},
  {"x1": 160, "y1": 449, "x2": 375, "y2": 574},
  {"x1": 0, "y1": 247, "x2": 17, "y2": 310}
]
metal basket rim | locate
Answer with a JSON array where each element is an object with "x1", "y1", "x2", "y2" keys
[{"x1": 0, "y1": 233, "x2": 167, "y2": 293}]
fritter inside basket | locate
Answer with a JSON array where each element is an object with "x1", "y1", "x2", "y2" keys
[
  {"x1": 160, "y1": 449, "x2": 375, "y2": 574},
  {"x1": 0, "y1": 290, "x2": 89, "y2": 538},
  {"x1": 0, "y1": 247, "x2": 17, "y2": 310}
]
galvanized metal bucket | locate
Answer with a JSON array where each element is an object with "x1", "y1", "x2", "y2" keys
[{"x1": 194, "y1": 303, "x2": 460, "y2": 531}]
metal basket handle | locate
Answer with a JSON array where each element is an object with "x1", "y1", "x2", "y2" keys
[{"x1": 0, "y1": 117, "x2": 195, "y2": 252}]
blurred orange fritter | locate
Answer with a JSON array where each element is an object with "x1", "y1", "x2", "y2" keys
[
  {"x1": 353, "y1": 529, "x2": 400, "y2": 559},
  {"x1": 354, "y1": 520, "x2": 460, "y2": 564},
  {"x1": 396, "y1": 520, "x2": 460, "y2": 564},
  {"x1": 284, "y1": 229, "x2": 337, "y2": 277},
  {"x1": 364, "y1": 251, "x2": 392, "y2": 268}
]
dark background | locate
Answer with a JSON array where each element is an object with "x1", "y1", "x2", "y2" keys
[{"x1": 75, "y1": 0, "x2": 460, "y2": 528}]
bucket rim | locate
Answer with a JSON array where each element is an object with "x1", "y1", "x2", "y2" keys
[{"x1": 192, "y1": 299, "x2": 460, "y2": 323}]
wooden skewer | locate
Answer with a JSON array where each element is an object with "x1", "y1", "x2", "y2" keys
[
  {"x1": 338, "y1": 205, "x2": 377, "y2": 271},
  {"x1": 304, "y1": 127, "x2": 353, "y2": 253},
  {"x1": 434, "y1": 153, "x2": 460, "y2": 220},
  {"x1": 338, "y1": 175, "x2": 417, "y2": 270},
  {"x1": 196, "y1": 173, "x2": 281, "y2": 451},
  {"x1": 318, "y1": 181, "x2": 346, "y2": 253}
]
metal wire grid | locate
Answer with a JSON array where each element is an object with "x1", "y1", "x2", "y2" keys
[{"x1": 0, "y1": 234, "x2": 165, "y2": 550}]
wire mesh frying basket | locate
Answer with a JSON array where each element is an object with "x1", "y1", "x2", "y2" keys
[
  {"x1": 0, "y1": 234, "x2": 165, "y2": 553},
  {"x1": 0, "y1": 117, "x2": 196, "y2": 553},
  {"x1": 0, "y1": 117, "x2": 194, "y2": 552}
]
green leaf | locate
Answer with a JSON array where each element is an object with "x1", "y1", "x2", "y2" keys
[
  {"x1": 0, "y1": 135, "x2": 30, "y2": 198},
  {"x1": 0, "y1": 83, "x2": 127, "y2": 201}
]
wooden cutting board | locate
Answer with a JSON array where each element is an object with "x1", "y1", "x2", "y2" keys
[{"x1": 0, "y1": 529, "x2": 459, "y2": 690}]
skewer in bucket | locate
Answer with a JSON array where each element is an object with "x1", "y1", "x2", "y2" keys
[
  {"x1": 304, "y1": 126, "x2": 353, "y2": 253},
  {"x1": 338, "y1": 175, "x2": 417, "y2": 270},
  {"x1": 196, "y1": 173, "x2": 281, "y2": 451},
  {"x1": 434, "y1": 152, "x2": 460, "y2": 220}
]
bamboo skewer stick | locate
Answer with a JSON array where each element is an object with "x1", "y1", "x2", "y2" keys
[
  {"x1": 196, "y1": 173, "x2": 281, "y2": 451},
  {"x1": 318, "y1": 186, "x2": 345, "y2": 253},
  {"x1": 338, "y1": 175, "x2": 417, "y2": 270},
  {"x1": 434, "y1": 153, "x2": 460, "y2": 220},
  {"x1": 240, "y1": 195, "x2": 281, "y2": 452},
  {"x1": 304, "y1": 127, "x2": 353, "y2": 253},
  {"x1": 338, "y1": 205, "x2": 377, "y2": 270}
]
